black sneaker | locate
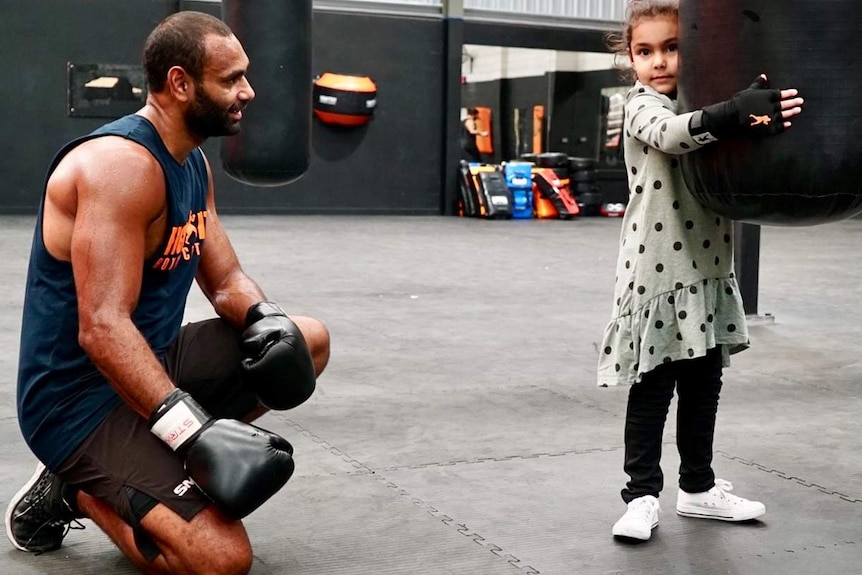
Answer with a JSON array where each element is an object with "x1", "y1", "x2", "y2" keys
[{"x1": 5, "y1": 463, "x2": 82, "y2": 553}]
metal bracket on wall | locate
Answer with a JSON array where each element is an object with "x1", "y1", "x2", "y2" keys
[{"x1": 67, "y1": 62, "x2": 147, "y2": 118}]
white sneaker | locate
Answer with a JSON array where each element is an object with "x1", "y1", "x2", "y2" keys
[
  {"x1": 612, "y1": 495, "x2": 660, "y2": 540},
  {"x1": 676, "y1": 479, "x2": 766, "y2": 521}
]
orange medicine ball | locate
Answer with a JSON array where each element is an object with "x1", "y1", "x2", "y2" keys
[{"x1": 312, "y1": 73, "x2": 377, "y2": 127}]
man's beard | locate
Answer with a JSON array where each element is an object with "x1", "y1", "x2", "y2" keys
[{"x1": 185, "y1": 87, "x2": 241, "y2": 139}]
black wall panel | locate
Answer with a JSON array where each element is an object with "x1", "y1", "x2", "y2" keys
[
  {"x1": 547, "y1": 70, "x2": 625, "y2": 159},
  {"x1": 0, "y1": 0, "x2": 175, "y2": 213},
  {"x1": 502, "y1": 76, "x2": 549, "y2": 160}
]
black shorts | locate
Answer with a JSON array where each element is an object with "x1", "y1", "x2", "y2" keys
[{"x1": 55, "y1": 318, "x2": 260, "y2": 561}]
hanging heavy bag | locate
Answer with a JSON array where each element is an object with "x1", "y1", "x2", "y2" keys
[{"x1": 220, "y1": 0, "x2": 312, "y2": 187}]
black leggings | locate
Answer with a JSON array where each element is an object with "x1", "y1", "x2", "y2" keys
[{"x1": 621, "y1": 346, "x2": 723, "y2": 503}]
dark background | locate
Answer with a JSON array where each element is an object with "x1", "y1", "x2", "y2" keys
[{"x1": 1, "y1": 0, "x2": 625, "y2": 215}]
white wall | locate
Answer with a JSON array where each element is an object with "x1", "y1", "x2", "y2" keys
[{"x1": 462, "y1": 45, "x2": 618, "y2": 83}]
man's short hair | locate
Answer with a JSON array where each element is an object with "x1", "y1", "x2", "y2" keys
[{"x1": 143, "y1": 11, "x2": 233, "y2": 93}]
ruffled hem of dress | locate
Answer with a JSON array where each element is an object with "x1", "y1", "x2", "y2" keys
[{"x1": 597, "y1": 277, "x2": 749, "y2": 387}]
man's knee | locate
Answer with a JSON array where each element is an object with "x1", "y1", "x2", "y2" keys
[
  {"x1": 291, "y1": 315, "x2": 330, "y2": 377},
  {"x1": 142, "y1": 505, "x2": 253, "y2": 575}
]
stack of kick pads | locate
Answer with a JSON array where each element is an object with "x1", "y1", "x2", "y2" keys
[{"x1": 457, "y1": 153, "x2": 626, "y2": 220}]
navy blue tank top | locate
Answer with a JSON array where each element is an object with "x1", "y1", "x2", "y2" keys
[{"x1": 17, "y1": 115, "x2": 209, "y2": 470}]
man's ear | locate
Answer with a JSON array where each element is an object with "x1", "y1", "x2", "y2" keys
[{"x1": 167, "y1": 66, "x2": 191, "y2": 101}]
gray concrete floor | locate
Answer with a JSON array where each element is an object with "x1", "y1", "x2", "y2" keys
[{"x1": 1, "y1": 214, "x2": 860, "y2": 575}]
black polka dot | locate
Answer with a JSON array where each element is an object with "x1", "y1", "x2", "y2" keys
[
  {"x1": 638, "y1": 87, "x2": 646, "y2": 93},
  {"x1": 678, "y1": 311, "x2": 687, "y2": 319},
  {"x1": 638, "y1": 104, "x2": 646, "y2": 110},
  {"x1": 616, "y1": 297, "x2": 621, "y2": 306},
  {"x1": 663, "y1": 356, "x2": 673, "y2": 363},
  {"x1": 644, "y1": 309, "x2": 650, "y2": 318},
  {"x1": 655, "y1": 223, "x2": 663, "y2": 231},
  {"x1": 635, "y1": 185, "x2": 644, "y2": 194},
  {"x1": 643, "y1": 146, "x2": 649, "y2": 155},
  {"x1": 656, "y1": 263, "x2": 664, "y2": 273},
  {"x1": 675, "y1": 282, "x2": 684, "y2": 290},
  {"x1": 724, "y1": 234, "x2": 731, "y2": 243},
  {"x1": 671, "y1": 158, "x2": 679, "y2": 168},
  {"x1": 604, "y1": 346, "x2": 612, "y2": 354},
  {"x1": 661, "y1": 123, "x2": 668, "y2": 132},
  {"x1": 676, "y1": 332, "x2": 683, "y2": 341},
  {"x1": 649, "y1": 346, "x2": 655, "y2": 355},
  {"x1": 703, "y1": 240, "x2": 711, "y2": 249},
  {"x1": 639, "y1": 244, "x2": 646, "y2": 254},
  {"x1": 627, "y1": 130, "x2": 631, "y2": 138},
  {"x1": 725, "y1": 287, "x2": 734, "y2": 295},
  {"x1": 650, "y1": 116, "x2": 658, "y2": 124},
  {"x1": 632, "y1": 223, "x2": 638, "y2": 231},
  {"x1": 616, "y1": 323, "x2": 621, "y2": 332},
  {"x1": 685, "y1": 220, "x2": 694, "y2": 230},
  {"x1": 707, "y1": 314, "x2": 714, "y2": 322},
  {"x1": 634, "y1": 363, "x2": 639, "y2": 371},
  {"x1": 728, "y1": 323, "x2": 737, "y2": 332},
  {"x1": 692, "y1": 260, "x2": 698, "y2": 269},
  {"x1": 629, "y1": 342, "x2": 634, "y2": 350},
  {"x1": 628, "y1": 281, "x2": 635, "y2": 291},
  {"x1": 625, "y1": 260, "x2": 631, "y2": 269},
  {"x1": 653, "y1": 180, "x2": 662, "y2": 190},
  {"x1": 655, "y1": 320, "x2": 664, "y2": 329},
  {"x1": 615, "y1": 364, "x2": 621, "y2": 372},
  {"x1": 672, "y1": 200, "x2": 680, "y2": 209},
  {"x1": 637, "y1": 286, "x2": 646, "y2": 295},
  {"x1": 687, "y1": 349, "x2": 695, "y2": 357},
  {"x1": 680, "y1": 142, "x2": 691, "y2": 149},
  {"x1": 667, "y1": 295, "x2": 675, "y2": 305},
  {"x1": 715, "y1": 256, "x2": 720, "y2": 265},
  {"x1": 700, "y1": 323, "x2": 706, "y2": 332},
  {"x1": 631, "y1": 166, "x2": 638, "y2": 175},
  {"x1": 703, "y1": 279, "x2": 708, "y2": 286},
  {"x1": 673, "y1": 241, "x2": 683, "y2": 251},
  {"x1": 689, "y1": 285, "x2": 698, "y2": 294}
]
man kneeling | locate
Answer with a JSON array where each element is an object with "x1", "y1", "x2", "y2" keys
[{"x1": 6, "y1": 11, "x2": 329, "y2": 575}]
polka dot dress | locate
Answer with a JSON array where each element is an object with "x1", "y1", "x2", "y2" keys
[{"x1": 597, "y1": 82, "x2": 749, "y2": 387}]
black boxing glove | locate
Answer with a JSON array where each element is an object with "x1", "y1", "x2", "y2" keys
[
  {"x1": 149, "y1": 389, "x2": 295, "y2": 519},
  {"x1": 689, "y1": 75, "x2": 784, "y2": 143},
  {"x1": 239, "y1": 301, "x2": 316, "y2": 411}
]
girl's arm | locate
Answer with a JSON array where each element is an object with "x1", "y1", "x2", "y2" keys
[{"x1": 626, "y1": 88, "x2": 704, "y2": 156}]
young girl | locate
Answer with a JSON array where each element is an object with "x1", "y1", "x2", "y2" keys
[{"x1": 598, "y1": 0, "x2": 803, "y2": 541}]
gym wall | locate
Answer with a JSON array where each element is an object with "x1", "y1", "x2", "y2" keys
[
  {"x1": 0, "y1": 0, "x2": 445, "y2": 215},
  {"x1": 0, "y1": 1, "x2": 618, "y2": 215}
]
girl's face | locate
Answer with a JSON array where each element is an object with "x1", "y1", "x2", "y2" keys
[{"x1": 628, "y1": 13, "x2": 679, "y2": 96}]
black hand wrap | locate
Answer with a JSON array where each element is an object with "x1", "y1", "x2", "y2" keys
[
  {"x1": 691, "y1": 75, "x2": 785, "y2": 141},
  {"x1": 239, "y1": 301, "x2": 316, "y2": 410}
]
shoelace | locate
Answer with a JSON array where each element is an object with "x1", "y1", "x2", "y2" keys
[
  {"x1": 631, "y1": 497, "x2": 661, "y2": 520},
  {"x1": 28, "y1": 520, "x2": 86, "y2": 556},
  {"x1": 714, "y1": 479, "x2": 734, "y2": 493}
]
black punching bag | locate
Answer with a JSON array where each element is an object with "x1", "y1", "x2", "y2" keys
[
  {"x1": 220, "y1": 0, "x2": 311, "y2": 186},
  {"x1": 678, "y1": 1, "x2": 862, "y2": 225}
]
